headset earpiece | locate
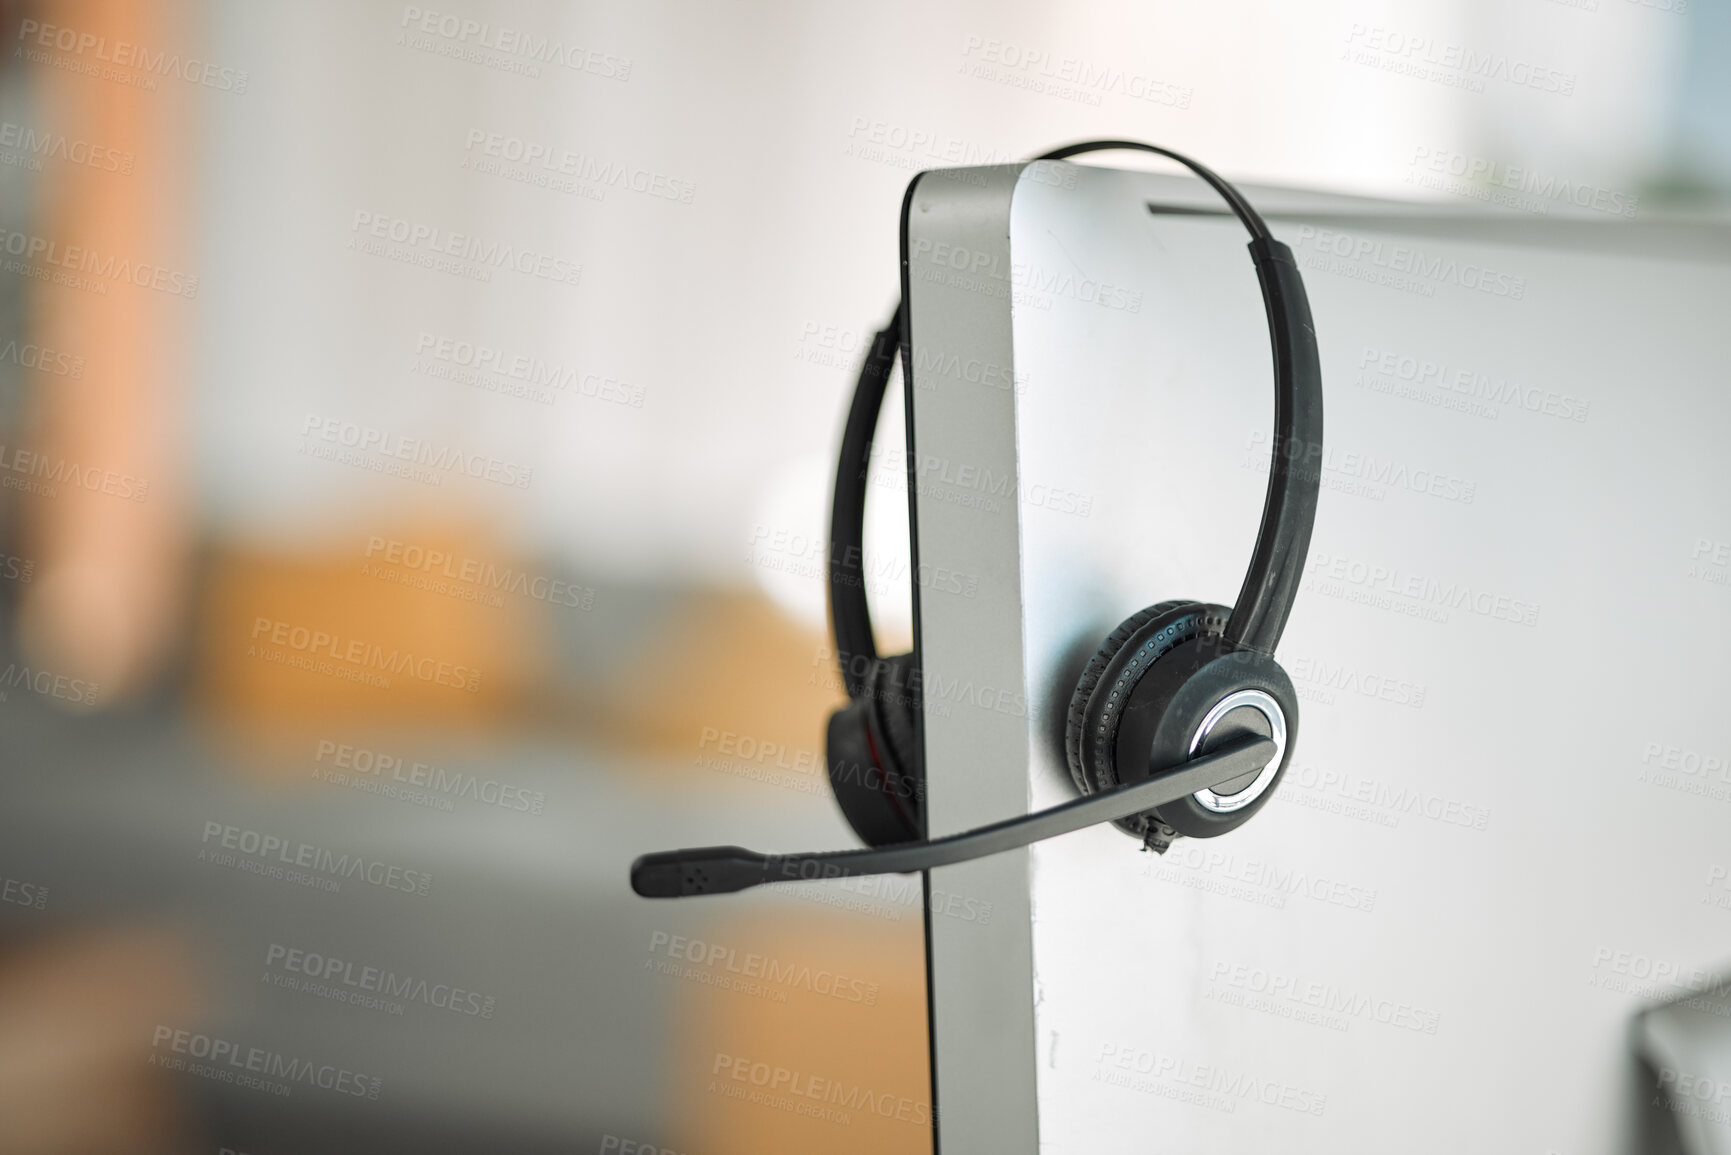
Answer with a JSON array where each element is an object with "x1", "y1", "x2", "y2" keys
[
  {"x1": 826, "y1": 654, "x2": 924, "y2": 846},
  {"x1": 1114, "y1": 639, "x2": 1295, "y2": 842},
  {"x1": 819, "y1": 139, "x2": 1318, "y2": 858},
  {"x1": 636, "y1": 139, "x2": 1323, "y2": 899},
  {"x1": 1066, "y1": 601, "x2": 1224, "y2": 841},
  {"x1": 1066, "y1": 601, "x2": 1295, "y2": 850}
]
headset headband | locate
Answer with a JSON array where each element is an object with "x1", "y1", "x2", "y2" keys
[{"x1": 829, "y1": 141, "x2": 1322, "y2": 697}]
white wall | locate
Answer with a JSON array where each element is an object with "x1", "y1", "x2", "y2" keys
[{"x1": 190, "y1": 0, "x2": 1687, "y2": 599}]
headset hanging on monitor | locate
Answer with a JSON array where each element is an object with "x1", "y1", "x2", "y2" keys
[{"x1": 633, "y1": 139, "x2": 1322, "y2": 898}]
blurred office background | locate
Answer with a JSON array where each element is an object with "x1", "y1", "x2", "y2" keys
[{"x1": 0, "y1": 0, "x2": 1724, "y2": 1151}]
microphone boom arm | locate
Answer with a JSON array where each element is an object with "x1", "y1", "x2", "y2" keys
[{"x1": 630, "y1": 734, "x2": 1277, "y2": 898}]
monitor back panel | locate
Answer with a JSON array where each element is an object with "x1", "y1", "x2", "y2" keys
[{"x1": 906, "y1": 160, "x2": 1731, "y2": 1153}]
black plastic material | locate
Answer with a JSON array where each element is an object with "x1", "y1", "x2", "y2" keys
[
  {"x1": 1064, "y1": 600, "x2": 1200, "y2": 796},
  {"x1": 1065, "y1": 602, "x2": 1230, "y2": 840},
  {"x1": 643, "y1": 139, "x2": 1323, "y2": 902},
  {"x1": 823, "y1": 308, "x2": 927, "y2": 849},
  {"x1": 1036, "y1": 140, "x2": 1273, "y2": 241},
  {"x1": 1113, "y1": 639, "x2": 1298, "y2": 838},
  {"x1": 1224, "y1": 238, "x2": 1323, "y2": 655},
  {"x1": 826, "y1": 148, "x2": 1322, "y2": 686},
  {"x1": 826, "y1": 655, "x2": 923, "y2": 846},
  {"x1": 629, "y1": 734, "x2": 1277, "y2": 897},
  {"x1": 828, "y1": 311, "x2": 902, "y2": 698}
]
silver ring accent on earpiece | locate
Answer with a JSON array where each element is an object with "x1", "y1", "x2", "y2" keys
[{"x1": 1187, "y1": 689, "x2": 1285, "y2": 813}]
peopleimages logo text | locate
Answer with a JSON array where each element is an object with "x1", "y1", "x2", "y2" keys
[
  {"x1": 349, "y1": 211, "x2": 582, "y2": 287},
  {"x1": 0, "y1": 441, "x2": 150, "y2": 502},
  {"x1": 1409, "y1": 146, "x2": 1637, "y2": 218},
  {"x1": 265, "y1": 943, "x2": 496, "y2": 1017},
  {"x1": 398, "y1": 8, "x2": 632, "y2": 80},
  {"x1": 1292, "y1": 224, "x2": 1525, "y2": 300},
  {"x1": 1305, "y1": 550, "x2": 1540, "y2": 627},
  {"x1": 250, "y1": 616, "x2": 483, "y2": 692},
  {"x1": 0, "y1": 120, "x2": 134, "y2": 174},
  {"x1": 0, "y1": 338, "x2": 84, "y2": 377},
  {"x1": 0, "y1": 226, "x2": 199, "y2": 297},
  {"x1": 364, "y1": 536, "x2": 591, "y2": 609},
  {"x1": 200, "y1": 820, "x2": 433, "y2": 895},
  {"x1": 463, "y1": 130, "x2": 694, "y2": 203},
  {"x1": 314, "y1": 738, "x2": 546, "y2": 814},
  {"x1": 300, "y1": 414, "x2": 533, "y2": 490},
  {"x1": 150, "y1": 1026, "x2": 380, "y2": 1098},
  {"x1": 16, "y1": 19, "x2": 250, "y2": 92}
]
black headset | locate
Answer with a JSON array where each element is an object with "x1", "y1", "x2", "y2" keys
[{"x1": 633, "y1": 140, "x2": 1321, "y2": 899}]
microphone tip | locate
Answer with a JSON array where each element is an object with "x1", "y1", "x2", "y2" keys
[{"x1": 630, "y1": 853, "x2": 685, "y2": 898}]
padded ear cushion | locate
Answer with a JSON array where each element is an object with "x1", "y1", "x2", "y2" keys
[
  {"x1": 827, "y1": 694, "x2": 912, "y2": 847},
  {"x1": 1064, "y1": 601, "x2": 1229, "y2": 800},
  {"x1": 1064, "y1": 601, "x2": 1193, "y2": 795},
  {"x1": 873, "y1": 653, "x2": 923, "y2": 789},
  {"x1": 825, "y1": 654, "x2": 924, "y2": 847}
]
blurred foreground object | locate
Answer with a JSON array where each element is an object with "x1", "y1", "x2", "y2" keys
[
  {"x1": 0, "y1": 924, "x2": 201, "y2": 1154},
  {"x1": 1634, "y1": 970, "x2": 1731, "y2": 1155},
  {"x1": 12, "y1": 0, "x2": 196, "y2": 703},
  {"x1": 669, "y1": 910, "x2": 931, "y2": 1154}
]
